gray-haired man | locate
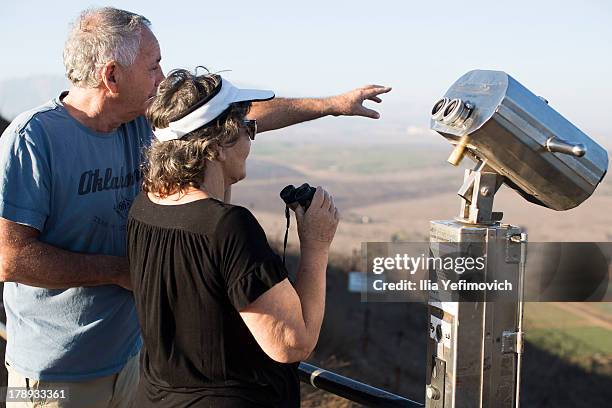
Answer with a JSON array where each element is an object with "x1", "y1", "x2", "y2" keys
[{"x1": 0, "y1": 7, "x2": 390, "y2": 407}]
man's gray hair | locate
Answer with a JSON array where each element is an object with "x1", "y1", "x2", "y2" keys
[{"x1": 63, "y1": 7, "x2": 151, "y2": 88}]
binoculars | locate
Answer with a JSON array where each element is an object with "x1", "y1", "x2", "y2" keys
[{"x1": 280, "y1": 183, "x2": 316, "y2": 209}]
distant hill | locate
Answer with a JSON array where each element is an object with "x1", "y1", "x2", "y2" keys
[{"x1": 0, "y1": 75, "x2": 68, "y2": 120}]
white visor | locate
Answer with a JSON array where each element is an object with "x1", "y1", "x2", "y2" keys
[{"x1": 153, "y1": 78, "x2": 274, "y2": 142}]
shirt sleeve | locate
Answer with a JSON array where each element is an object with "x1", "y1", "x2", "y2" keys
[
  {"x1": 215, "y1": 206, "x2": 288, "y2": 311},
  {"x1": 0, "y1": 120, "x2": 51, "y2": 231}
]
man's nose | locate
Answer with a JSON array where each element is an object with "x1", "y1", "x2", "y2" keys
[{"x1": 156, "y1": 69, "x2": 165, "y2": 86}]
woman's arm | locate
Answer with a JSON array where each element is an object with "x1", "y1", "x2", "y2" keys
[
  {"x1": 239, "y1": 247, "x2": 328, "y2": 362},
  {"x1": 239, "y1": 187, "x2": 338, "y2": 363}
]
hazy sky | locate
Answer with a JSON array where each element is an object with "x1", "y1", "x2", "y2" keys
[{"x1": 1, "y1": 0, "x2": 611, "y2": 139}]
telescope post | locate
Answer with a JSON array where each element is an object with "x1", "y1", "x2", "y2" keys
[{"x1": 425, "y1": 166, "x2": 526, "y2": 408}]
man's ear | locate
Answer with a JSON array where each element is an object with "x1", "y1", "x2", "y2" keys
[{"x1": 100, "y1": 61, "x2": 120, "y2": 94}]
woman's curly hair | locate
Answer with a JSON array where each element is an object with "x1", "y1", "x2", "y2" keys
[{"x1": 142, "y1": 69, "x2": 250, "y2": 197}]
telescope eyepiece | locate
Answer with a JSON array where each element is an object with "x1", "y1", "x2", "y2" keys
[
  {"x1": 431, "y1": 97, "x2": 474, "y2": 126},
  {"x1": 431, "y1": 98, "x2": 449, "y2": 121},
  {"x1": 441, "y1": 98, "x2": 474, "y2": 126}
]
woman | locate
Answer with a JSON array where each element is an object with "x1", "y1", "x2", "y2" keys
[{"x1": 127, "y1": 69, "x2": 339, "y2": 407}]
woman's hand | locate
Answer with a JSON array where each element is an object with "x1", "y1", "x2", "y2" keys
[{"x1": 294, "y1": 186, "x2": 339, "y2": 250}]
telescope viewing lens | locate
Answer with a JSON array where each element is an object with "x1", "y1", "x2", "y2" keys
[
  {"x1": 432, "y1": 99, "x2": 446, "y2": 115},
  {"x1": 431, "y1": 98, "x2": 449, "y2": 121},
  {"x1": 444, "y1": 100, "x2": 458, "y2": 117},
  {"x1": 440, "y1": 98, "x2": 473, "y2": 126}
]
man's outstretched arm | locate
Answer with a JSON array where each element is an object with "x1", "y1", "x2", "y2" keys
[{"x1": 249, "y1": 84, "x2": 392, "y2": 133}]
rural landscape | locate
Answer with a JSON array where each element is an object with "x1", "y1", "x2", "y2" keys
[{"x1": 0, "y1": 115, "x2": 611, "y2": 406}]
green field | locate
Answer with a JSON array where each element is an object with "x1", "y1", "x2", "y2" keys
[
  {"x1": 524, "y1": 303, "x2": 583, "y2": 327},
  {"x1": 527, "y1": 327, "x2": 612, "y2": 356},
  {"x1": 524, "y1": 303, "x2": 612, "y2": 373},
  {"x1": 252, "y1": 142, "x2": 446, "y2": 174}
]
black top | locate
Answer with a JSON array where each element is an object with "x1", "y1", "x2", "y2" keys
[{"x1": 127, "y1": 193, "x2": 299, "y2": 407}]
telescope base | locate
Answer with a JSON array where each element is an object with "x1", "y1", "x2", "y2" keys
[{"x1": 425, "y1": 220, "x2": 526, "y2": 408}]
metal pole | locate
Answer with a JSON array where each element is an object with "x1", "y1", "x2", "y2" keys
[
  {"x1": 514, "y1": 234, "x2": 528, "y2": 407},
  {"x1": 299, "y1": 362, "x2": 423, "y2": 408}
]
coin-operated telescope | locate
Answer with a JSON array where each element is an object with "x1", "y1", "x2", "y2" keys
[{"x1": 425, "y1": 70, "x2": 608, "y2": 407}]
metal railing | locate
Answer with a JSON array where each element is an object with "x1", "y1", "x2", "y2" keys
[{"x1": 299, "y1": 362, "x2": 423, "y2": 408}]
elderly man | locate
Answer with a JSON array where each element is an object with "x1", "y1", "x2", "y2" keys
[{"x1": 0, "y1": 6, "x2": 390, "y2": 407}]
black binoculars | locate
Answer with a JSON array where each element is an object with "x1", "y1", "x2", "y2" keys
[{"x1": 280, "y1": 183, "x2": 316, "y2": 209}]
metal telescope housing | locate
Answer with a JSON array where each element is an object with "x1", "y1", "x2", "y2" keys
[{"x1": 430, "y1": 69, "x2": 608, "y2": 212}]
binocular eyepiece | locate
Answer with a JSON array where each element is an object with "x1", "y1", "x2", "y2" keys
[{"x1": 280, "y1": 183, "x2": 316, "y2": 209}]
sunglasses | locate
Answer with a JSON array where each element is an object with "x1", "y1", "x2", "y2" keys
[{"x1": 242, "y1": 119, "x2": 257, "y2": 140}]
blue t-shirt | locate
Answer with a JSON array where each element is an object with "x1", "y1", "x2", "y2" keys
[{"x1": 0, "y1": 93, "x2": 151, "y2": 381}]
